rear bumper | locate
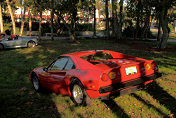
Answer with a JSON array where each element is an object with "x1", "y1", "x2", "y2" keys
[{"x1": 99, "y1": 72, "x2": 162, "y2": 94}]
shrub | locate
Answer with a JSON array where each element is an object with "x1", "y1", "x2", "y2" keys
[
  {"x1": 76, "y1": 23, "x2": 93, "y2": 31},
  {"x1": 122, "y1": 26, "x2": 155, "y2": 39}
]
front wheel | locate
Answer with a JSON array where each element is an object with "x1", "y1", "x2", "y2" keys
[
  {"x1": 70, "y1": 80, "x2": 92, "y2": 106},
  {"x1": 27, "y1": 41, "x2": 36, "y2": 48}
]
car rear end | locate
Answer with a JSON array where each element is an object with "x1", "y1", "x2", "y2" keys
[{"x1": 96, "y1": 58, "x2": 162, "y2": 99}]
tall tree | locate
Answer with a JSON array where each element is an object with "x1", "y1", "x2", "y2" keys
[
  {"x1": 54, "y1": 0, "x2": 84, "y2": 42},
  {"x1": 6, "y1": 0, "x2": 16, "y2": 34},
  {"x1": 105, "y1": 0, "x2": 110, "y2": 38},
  {"x1": 96, "y1": 0, "x2": 104, "y2": 22},
  {"x1": 28, "y1": 7, "x2": 32, "y2": 36},
  {"x1": 24, "y1": 0, "x2": 34, "y2": 36},
  {"x1": 51, "y1": 0, "x2": 54, "y2": 40},
  {"x1": 39, "y1": 11, "x2": 42, "y2": 40},
  {"x1": 134, "y1": 0, "x2": 142, "y2": 40},
  {"x1": 155, "y1": 0, "x2": 176, "y2": 49},
  {"x1": 116, "y1": 0, "x2": 123, "y2": 40},
  {"x1": 33, "y1": 0, "x2": 44, "y2": 40},
  {"x1": 141, "y1": 0, "x2": 152, "y2": 40},
  {"x1": 20, "y1": 0, "x2": 26, "y2": 36},
  {"x1": 111, "y1": 0, "x2": 117, "y2": 38},
  {"x1": 174, "y1": 20, "x2": 176, "y2": 33},
  {"x1": 93, "y1": 0, "x2": 96, "y2": 37},
  {"x1": 157, "y1": 13, "x2": 162, "y2": 41},
  {"x1": 0, "y1": 2, "x2": 3, "y2": 33}
]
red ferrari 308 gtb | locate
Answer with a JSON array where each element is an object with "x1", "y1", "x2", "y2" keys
[{"x1": 29, "y1": 50, "x2": 162, "y2": 106}]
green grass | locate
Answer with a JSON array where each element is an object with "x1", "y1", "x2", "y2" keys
[{"x1": 0, "y1": 39, "x2": 176, "y2": 118}]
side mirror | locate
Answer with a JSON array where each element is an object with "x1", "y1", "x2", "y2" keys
[{"x1": 43, "y1": 68, "x2": 48, "y2": 72}]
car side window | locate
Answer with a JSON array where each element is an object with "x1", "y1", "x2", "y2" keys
[
  {"x1": 64, "y1": 58, "x2": 76, "y2": 70},
  {"x1": 48, "y1": 57, "x2": 68, "y2": 71}
]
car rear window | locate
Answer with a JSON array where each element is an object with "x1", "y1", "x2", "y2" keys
[{"x1": 81, "y1": 52, "x2": 113, "y2": 64}]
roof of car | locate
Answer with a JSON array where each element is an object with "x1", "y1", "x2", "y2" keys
[{"x1": 62, "y1": 50, "x2": 109, "y2": 57}]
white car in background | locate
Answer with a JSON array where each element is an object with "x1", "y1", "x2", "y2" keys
[{"x1": 0, "y1": 35, "x2": 38, "y2": 49}]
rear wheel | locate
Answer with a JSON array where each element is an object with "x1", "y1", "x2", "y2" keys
[
  {"x1": 70, "y1": 79, "x2": 92, "y2": 106},
  {"x1": 0, "y1": 44, "x2": 4, "y2": 50},
  {"x1": 27, "y1": 41, "x2": 36, "y2": 48},
  {"x1": 32, "y1": 74, "x2": 41, "y2": 92}
]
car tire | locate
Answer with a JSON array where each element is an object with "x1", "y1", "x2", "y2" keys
[
  {"x1": 0, "y1": 43, "x2": 4, "y2": 50},
  {"x1": 32, "y1": 73, "x2": 41, "y2": 92},
  {"x1": 70, "y1": 79, "x2": 92, "y2": 106},
  {"x1": 27, "y1": 41, "x2": 36, "y2": 48}
]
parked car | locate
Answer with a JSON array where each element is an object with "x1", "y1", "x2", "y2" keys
[
  {"x1": 0, "y1": 35, "x2": 38, "y2": 49},
  {"x1": 29, "y1": 50, "x2": 162, "y2": 106}
]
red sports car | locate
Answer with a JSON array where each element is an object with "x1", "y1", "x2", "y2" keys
[{"x1": 29, "y1": 50, "x2": 162, "y2": 106}]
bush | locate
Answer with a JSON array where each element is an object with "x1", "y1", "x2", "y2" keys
[
  {"x1": 15, "y1": 22, "x2": 93, "y2": 35},
  {"x1": 122, "y1": 26, "x2": 155, "y2": 39},
  {"x1": 76, "y1": 23, "x2": 93, "y2": 31},
  {"x1": 122, "y1": 26, "x2": 135, "y2": 38}
]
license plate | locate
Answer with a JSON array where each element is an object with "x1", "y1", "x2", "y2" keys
[{"x1": 125, "y1": 66, "x2": 137, "y2": 75}]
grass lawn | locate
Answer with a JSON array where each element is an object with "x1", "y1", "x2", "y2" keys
[{"x1": 0, "y1": 39, "x2": 176, "y2": 118}]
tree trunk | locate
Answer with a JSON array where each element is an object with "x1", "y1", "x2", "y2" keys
[
  {"x1": 51, "y1": 0, "x2": 54, "y2": 40},
  {"x1": 111, "y1": 0, "x2": 115, "y2": 38},
  {"x1": 141, "y1": 9, "x2": 151, "y2": 40},
  {"x1": 6, "y1": 0, "x2": 16, "y2": 34},
  {"x1": 28, "y1": 7, "x2": 32, "y2": 36},
  {"x1": 174, "y1": 20, "x2": 176, "y2": 34},
  {"x1": 20, "y1": 7, "x2": 26, "y2": 36},
  {"x1": 98, "y1": 9, "x2": 101, "y2": 22},
  {"x1": 93, "y1": 0, "x2": 96, "y2": 37},
  {"x1": 71, "y1": 14, "x2": 76, "y2": 42},
  {"x1": 134, "y1": 0, "x2": 142, "y2": 40},
  {"x1": 0, "y1": 4, "x2": 3, "y2": 33},
  {"x1": 112, "y1": 0, "x2": 118, "y2": 39},
  {"x1": 38, "y1": 11, "x2": 42, "y2": 41},
  {"x1": 105, "y1": 0, "x2": 110, "y2": 38},
  {"x1": 70, "y1": 5, "x2": 77, "y2": 42},
  {"x1": 55, "y1": 11, "x2": 76, "y2": 41},
  {"x1": 158, "y1": 8, "x2": 169, "y2": 49},
  {"x1": 116, "y1": 0, "x2": 123, "y2": 40},
  {"x1": 56, "y1": 16, "x2": 61, "y2": 35},
  {"x1": 134, "y1": 17, "x2": 140, "y2": 40},
  {"x1": 56, "y1": 13, "x2": 72, "y2": 34},
  {"x1": 157, "y1": 15, "x2": 162, "y2": 41}
]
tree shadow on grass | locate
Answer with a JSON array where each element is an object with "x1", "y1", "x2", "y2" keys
[
  {"x1": 145, "y1": 81, "x2": 176, "y2": 116},
  {"x1": 102, "y1": 99, "x2": 130, "y2": 118},
  {"x1": 0, "y1": 45, "x2": 63, "y2": 118},
  {"x1": 0, "y1": 88, "x2": 61, "y2": 118},
  {"x1": 131, "y1": 93, "x2": 169, "y2": 117}
]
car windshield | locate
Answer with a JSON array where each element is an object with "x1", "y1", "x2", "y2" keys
[{"x1": 81, "y1": 52, "x2": 113, "y2": 64}]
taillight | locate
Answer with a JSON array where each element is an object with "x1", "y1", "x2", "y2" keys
[
  {"x1": 101, "y1": 73, "x2": 109, "y2": 81},
  {"x1": 108, "y1": 72, "x2": 117, "y2": 79},
  {"x1": 145, "y1": 63, "x2": 151, "y2": 71},
  {"x1": 151, "y1": 62, "x2": 158, "y2": 71}
]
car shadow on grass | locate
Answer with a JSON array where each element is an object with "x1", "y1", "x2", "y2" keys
[
  {"x1": 102, "y1": 99, "x2": 130, "y2": 118},
  {"x1": 145, "y1": 81, "x2": 176, "y2": 117}
]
